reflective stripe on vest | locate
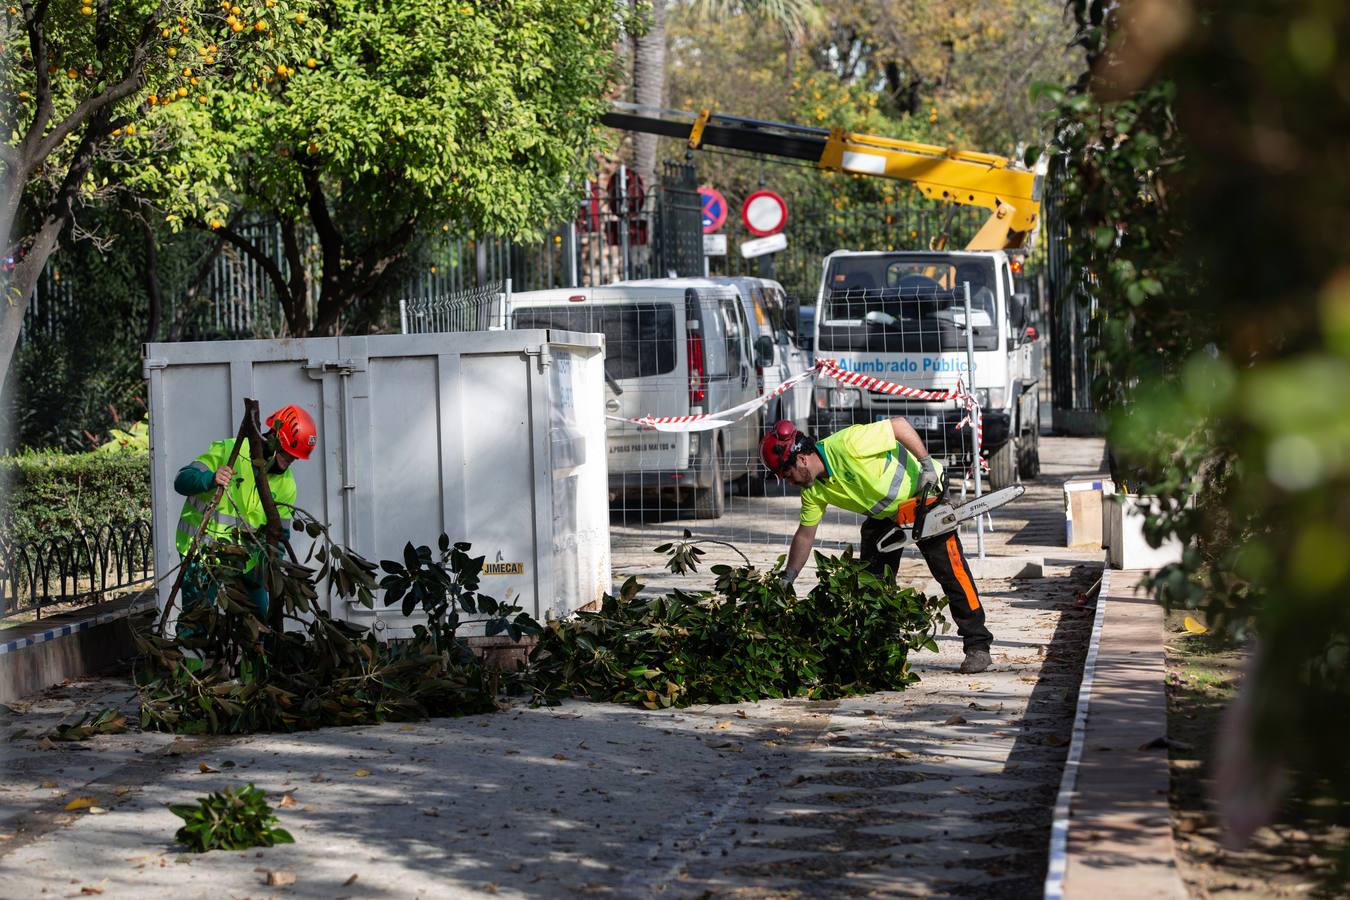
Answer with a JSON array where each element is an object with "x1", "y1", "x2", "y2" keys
[{"x1": 868, "y1": 455, "x2": 910, "y2": 517}]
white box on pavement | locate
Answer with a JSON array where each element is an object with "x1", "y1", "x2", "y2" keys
[
  {"x1": 1102, "y1": 494, "x2": 1186, "y2": 570},
  {"x1": 1063, "y1": 477, "x2": 1114, "y2": 548}
]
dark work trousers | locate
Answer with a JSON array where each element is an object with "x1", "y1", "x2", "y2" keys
[{"x1": 859, "y1": 514, "x2": 993, "y2": 653}]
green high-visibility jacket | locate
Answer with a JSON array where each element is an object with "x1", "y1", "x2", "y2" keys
[
  {"x1": 174, "y1": 438, "x2": 297, "y2": 569},
  {"x1": 799, "y1": 420, "x2": 945, "y2": 526}
]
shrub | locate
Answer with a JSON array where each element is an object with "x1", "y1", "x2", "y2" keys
[{"x1": 0, "y1": 450, "x2": 150, "y2": 545}]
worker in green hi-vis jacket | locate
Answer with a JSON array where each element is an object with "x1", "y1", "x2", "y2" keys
[{"x1": 172, "y1": 405, "x2": 316, "y2": 630}]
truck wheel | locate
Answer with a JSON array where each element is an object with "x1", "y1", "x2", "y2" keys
[
  {"x1": 1017, "y1": 396, "x2": 1041, "y2": 480},
  {"x1": 1017, "y1": 424, "x2": 1041, "y2": 480},
  {"x1": 987, "y1": 441, "x2": 1016, "y2": 490},
  {"x1": 692, "y1": 439, "x2": 726, "y2": 519},
  {"x1": 737, "y1": 467, "x2": 768, "y2": 497}
]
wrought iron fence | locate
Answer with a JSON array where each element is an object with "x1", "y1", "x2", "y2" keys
[
  {"x1": 0, "y1": 521, "x2": 154, "y2": 623},
  {"x1": 1043, "y1": 156, "x2": 1100, "y2": 420}
]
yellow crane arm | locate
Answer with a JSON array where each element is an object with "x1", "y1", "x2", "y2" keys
[{"x1": 601, "y1": 104, "x2": 1043, "y2": 251}]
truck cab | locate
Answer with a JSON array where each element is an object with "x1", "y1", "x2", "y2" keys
[{"x1": 810, "y1": 249, "x2": 1041, "y2": 488}]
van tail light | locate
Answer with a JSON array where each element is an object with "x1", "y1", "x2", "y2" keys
[{"x1": 687, "y1": 332, "x2": 706, "y2": 404}]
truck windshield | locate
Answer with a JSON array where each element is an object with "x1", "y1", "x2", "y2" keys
[
  {"x1": 818, "y1": 255, "x2": 999, "y2": 353},
  {"x1": 513, "y1": 304, "x2": 677, "y2": 379}
]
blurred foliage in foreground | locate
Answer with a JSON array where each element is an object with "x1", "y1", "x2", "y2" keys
[{"x1": 1044, "y1": 0, "x2": 1350, "y2": 837}]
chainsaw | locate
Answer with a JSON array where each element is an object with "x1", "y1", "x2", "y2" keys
[{"x1": 874, "y1": 483, "x2": 1026, "y2": 553}]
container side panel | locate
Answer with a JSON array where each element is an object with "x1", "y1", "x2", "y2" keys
[
  {"x1": 460, "y1": 353, "x2": 539, "y2": 618},
  {"x1": 548, "y1": 344, "x2": 612, "y2": 617},
  {"x1": 153, "y1": 363, "x2": 234, "y2": 611},
  {"x1": 366, "y1": 356, "x2": 444, "y2": 562}
]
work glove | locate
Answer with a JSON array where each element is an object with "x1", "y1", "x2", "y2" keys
[
  {"x1": 778, "y1": 567, "x2": 798, "y2": 588},
  {"x1": 916, "y1": 456, "x2": 939, "y2": 498}
]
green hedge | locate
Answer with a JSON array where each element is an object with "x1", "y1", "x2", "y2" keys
[{"x1": 0, "y1": 450, "x2": 151, "y2": 546}]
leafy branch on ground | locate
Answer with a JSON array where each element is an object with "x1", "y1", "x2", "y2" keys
[
  {"x1": 170, "y1": 784, "x2": 293, "y2": 853},
  {"x1": 522, "y1": 542, "x2": 944, "y2": 708},
  {"x1": 48, "y1": 708, "x2": 127, "y2": 742},
  {"x1": 134, "y1": 508, "x2": 540, "y2": 734}
]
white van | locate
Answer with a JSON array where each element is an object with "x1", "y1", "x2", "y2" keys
[
  {"x1": 510, "y1": 283, "x2": 765, "y2": 518},
  {"x1": 707, "y1": 276, "x2": 814, "y2": 432}
]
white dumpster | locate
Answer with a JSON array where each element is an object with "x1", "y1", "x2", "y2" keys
[{"x1": 144, "y1": 330, "x2": 610, "y2": 634}]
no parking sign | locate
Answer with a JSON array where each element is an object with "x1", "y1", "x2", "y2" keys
[{"x1": 699, "y1": 186, "x2": 728, "y2": 234}]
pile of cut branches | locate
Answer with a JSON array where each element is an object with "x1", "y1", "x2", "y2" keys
[
  {"x1": 137, "y1": 515, "x2": 539, "y2": 734},
  {"x1": 137, "y1": 401, "x2": 540, "y2": 734},
  {"x1": 522, "y1": 534, "x2": 945, "y2": 708}
]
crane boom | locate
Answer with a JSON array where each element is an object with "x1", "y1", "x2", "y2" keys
[{"x1": 600, "y1": 104, "x2": 1043, "y2": 251}]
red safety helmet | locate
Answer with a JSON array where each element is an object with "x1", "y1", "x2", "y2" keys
[
  {"x1": 266, "y1": 404, "x2": 317, "y2": 460},
  {"x1": 760, "y1": 420, "x2": 805, "y2": 478}
]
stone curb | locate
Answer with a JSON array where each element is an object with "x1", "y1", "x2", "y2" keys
[{"x1": 1045, "y1": 565, "x2": 1187, "y2": 899}]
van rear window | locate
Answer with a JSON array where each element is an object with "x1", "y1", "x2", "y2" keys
[{"x1": 513, "y1": 304, "x2": 677, "y2": 378}]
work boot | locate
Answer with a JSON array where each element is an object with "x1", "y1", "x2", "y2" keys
[{"x1": 959, "y1": 649, "x2": 992, "y2": 674}]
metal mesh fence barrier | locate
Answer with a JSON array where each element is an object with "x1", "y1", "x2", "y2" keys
[{"x1": 405, "y1": 259, "x2": 1031, "y2": 580}]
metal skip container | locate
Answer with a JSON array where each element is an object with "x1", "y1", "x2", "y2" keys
[{"x1": 144, "y1": 330, "x2": 610, "y2": 633}]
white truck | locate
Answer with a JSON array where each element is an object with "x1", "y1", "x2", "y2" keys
[{"x1": 809, "y1": 249, "x2": 1042, "y2": 488}]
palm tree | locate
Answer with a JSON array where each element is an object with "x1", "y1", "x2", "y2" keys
[{"x1": 628, "y1": 0, "x2": 816, "y2": 185}]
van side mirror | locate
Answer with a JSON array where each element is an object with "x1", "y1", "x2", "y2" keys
[
  {"x1": 1009, "y1": 292, "x2": 1030, "y2": 335},
  {"x1": 754, "y1": 334, "x2": 776, "y2": 368},
  {"x1": 784, "y1": 296, "x2": 800, "y2": 338}
]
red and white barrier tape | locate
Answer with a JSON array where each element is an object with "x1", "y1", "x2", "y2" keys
[
  {"x1": 607, "y1": 365, "x2": 819, "y2": 433},
  {"x1": 606, "y1": 358, "x2": 983, "y2": 455}
]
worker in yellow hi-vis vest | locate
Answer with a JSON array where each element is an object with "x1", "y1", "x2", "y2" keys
[
  {"x1": 761, "y1": 417, "x2": 993, "y2": 674},
  {"x1": 173, "y1": 405, "x2": 316, "y2": 629}
]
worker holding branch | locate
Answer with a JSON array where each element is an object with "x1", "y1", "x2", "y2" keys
[
  {"x1": 172, "y1": 404, "x2": 316, "y2": 631},
  {"x1": 761, "y1": 417, "x2": 994, "y2": 674}
]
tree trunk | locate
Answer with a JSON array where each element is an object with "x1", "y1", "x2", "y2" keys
[
  {"x1": 0, "y1": 211, "x2": 65, "y2": 400},
  {"x1": 139, "y1": 217, "x2": 163, "y2": 344},
  {"x1": 630, "y1": 0, "x2": 668, "y2": 187}
]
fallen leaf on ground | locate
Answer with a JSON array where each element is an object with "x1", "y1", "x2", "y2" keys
[
  {"x1": 343, "y1": 874, "x2": 359, "y2": 886},
  {"x1": 711, "y1": 741, "x2": 744, "y2": 752},
  {"x1": 266, "y1": 870, "x2": 297, "y2": 886},
  {"x1": 36, "y1": 738, "x2": 56, "y2": 751},
  {"x1": 944, "y1": 714, "x2": 968, "y2": 726},
  {"x1": 1044, "y1": 734, "x2": 1068, "y2": 747},
  {"x1": 277, "y1": 793, "x2": 298, "y2": 808},
  {"x1": 112, "y1": 786, "x2": 132, "y2": 796},
  {"x1": 353, "y1": 769, "x2": 371, "y2": 777},
  {"x1": 551, "y1": 753, "x2": 568, "y2": 761},
  {"x1": 198, "y1": 762, "x2": 219, "y2": 774},
  {"x1": 1183, "y1": 616, "x2": 1208, "y2": 635},
  {"x1": 735, "y1": 710, "x2": 749, "y2": 719},
  {"x1": 713, "y1": 721, "x2": 732, "y2": 729},
  {"x1": 65, "y1": 796, "x2": 97, "y2": 811},
  {"x1": 87, "y1": 806, "x2": 107, "y2": 815},
  {"x1": 40, "y1": 781, "x2": 57, "y2": 789},
  {"x1": 79, "y1": 887, "x2": 104, "y2": 895}
]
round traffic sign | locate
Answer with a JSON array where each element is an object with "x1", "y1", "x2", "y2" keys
[
  {"x1": 742, "y1": 190, "x2": 788, "y2": 236},
  {"x1": 699, "y1": 186, "x2": 728, "y2": 234}
]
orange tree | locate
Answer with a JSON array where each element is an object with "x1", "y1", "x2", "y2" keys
[
  {"x1": 0, "y1": 0, "x2": 312, "y2": 397},
  {"x1": 113, "y1": 0, "x2": 632, "y2": 337}
]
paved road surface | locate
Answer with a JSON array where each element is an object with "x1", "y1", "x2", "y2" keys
[{"x1": 0, "y1": 437, "x2": 1108, "y2": 898}]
